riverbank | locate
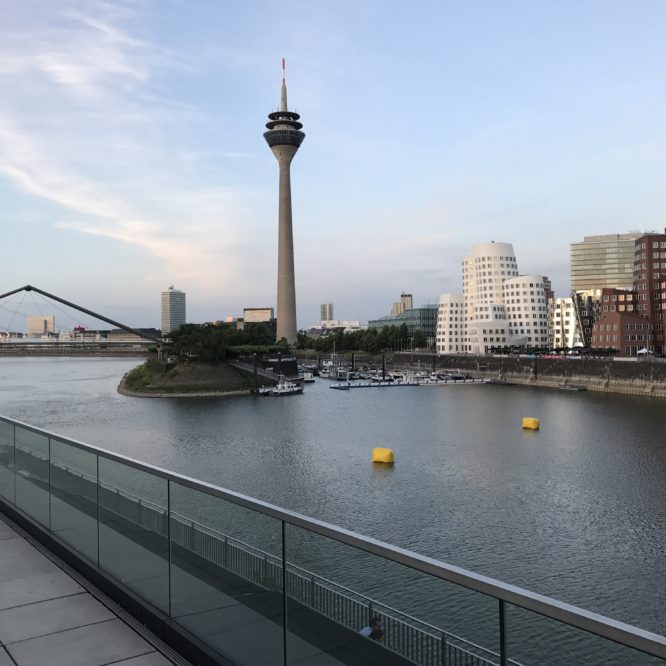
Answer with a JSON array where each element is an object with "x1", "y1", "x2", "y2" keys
[
  {"x1": 118, "y1": 359, "x2": 272, "y2": 398},
  {"x1": 399, "y1": 353, "x2": 666, "y2": 398}
]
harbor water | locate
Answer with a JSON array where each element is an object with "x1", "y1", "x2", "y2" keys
[{"x1": 0, "y1": 357, "x2": 664, "y2": 649}]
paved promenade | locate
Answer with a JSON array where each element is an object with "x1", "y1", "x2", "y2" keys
[{"x1": 0, "y1": 513, "x2": 176, "y2": 666}]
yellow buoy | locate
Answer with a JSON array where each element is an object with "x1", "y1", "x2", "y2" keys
[
  {"x1": 372, "y1": 447, "x2": 395, "y2": 463},
  {"x1": 522, "y1": 417, "x2": 540, "y2": 430}
]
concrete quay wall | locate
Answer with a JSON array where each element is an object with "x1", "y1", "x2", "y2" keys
[{"x1": 397, "y1": 354, "x2": 666, "y2": 398}]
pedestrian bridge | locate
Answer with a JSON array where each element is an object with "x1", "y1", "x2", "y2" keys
[{"x1": 0, "y1": 416, "x2": 663, "y2": 665}]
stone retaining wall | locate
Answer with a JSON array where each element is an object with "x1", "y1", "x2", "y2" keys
[{"x1": 395, "y1": 354, "x2": 666, "y2": 398}]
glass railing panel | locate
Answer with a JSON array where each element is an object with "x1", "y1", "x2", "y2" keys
[
  {"x1": 98, "y1": 457, "x2": 168, "y2": 612},
  {"x1": 168, "y1": 482, "x2": 284, "y2": 665},
  {"x1": 0, "y1": 420, "x2": 14, "y2": 502},
  {"x1": 506, "y1": 602, "x2": 663, "y2": 665},
  {"x1": 49, "y1": 438, "x2": 98, "y2": 563},
  {"x1": 284, "y1": 524, "x2": 501, "y2": 666},
  {"x1": 14, "y1": 425, "x2": 50, "y2": 527}
]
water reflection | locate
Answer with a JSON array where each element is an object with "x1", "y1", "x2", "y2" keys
[{"x1": 0, "y1": 357, "x2": 664, "y2": 636}]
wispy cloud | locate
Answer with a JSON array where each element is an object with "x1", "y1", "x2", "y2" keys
[{"x1": 0, "y1": 1, "x2": 251, "y2": 297}]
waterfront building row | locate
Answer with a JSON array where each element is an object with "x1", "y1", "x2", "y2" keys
[
  {"x1": 434, "y1": 229, "x2": 666, "y2": 357},
  {"x1": 436, "y1": 242, "x2": 549, "y2": 355}
]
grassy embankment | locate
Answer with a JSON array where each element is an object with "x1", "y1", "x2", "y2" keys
[{"x1": 122, "y1": 359, "x2": 269, "y2": 395}]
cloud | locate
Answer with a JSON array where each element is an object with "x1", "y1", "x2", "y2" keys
[{"x1": 0, "y1": 1, "x2": 252, "y2": 297}]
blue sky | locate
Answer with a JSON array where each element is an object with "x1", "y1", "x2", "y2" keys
[{"x1": 1, "y1": 0, "x2": 665, "y2": 330}]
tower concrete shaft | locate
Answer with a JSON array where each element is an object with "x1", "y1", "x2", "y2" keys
[{"x1": 264, "y1": 61, "x2": 305, "y2": 345}]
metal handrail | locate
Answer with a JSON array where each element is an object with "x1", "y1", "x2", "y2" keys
[
  {"x1": 172, "y1": 513, "x2": 504, "y2": 662},
  {"x1": 11, "y1": 455, "x2": 502, "y2": 665},
  {"x1": 1, "y1": 414, "x2": 664, "y2": 660}
]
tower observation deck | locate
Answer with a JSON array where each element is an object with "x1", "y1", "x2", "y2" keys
[{"x1": 263, "y1": 59, "x2": 305, "y2": 345}]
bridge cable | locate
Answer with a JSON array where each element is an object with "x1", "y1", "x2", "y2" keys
[
  {"x1": 34, "y1": 292, "x2": 96, "y2": 331},
  {"x1": 2, "y1": 290, "x2": 27, "y2": 333},
  {"x1": 29, "y1": 289, "x2": 44, "y2": 317}
]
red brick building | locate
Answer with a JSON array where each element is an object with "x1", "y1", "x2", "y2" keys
[
  {"x1": 591, "y1": 310, "x2": 652, "y2": 356},
  {"x1": 633, "y1": 229, "x2": 666, "y2": 354}
]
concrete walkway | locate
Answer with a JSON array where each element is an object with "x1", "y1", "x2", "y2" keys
[{"x1": 0, "y1": 514, "x2": 176, "y2": 666}]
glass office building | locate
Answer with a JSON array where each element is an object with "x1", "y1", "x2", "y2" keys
[
  {"x1": 570, "y1": 234, "x2": 640, "y2": 291},
  {"x1": 368, "y1": 304, "x2": 439, "y2": 344}
]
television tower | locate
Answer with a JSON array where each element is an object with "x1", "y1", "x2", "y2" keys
[{"x1": 264, "y1": 59, "x2": 305, "y2": 345}]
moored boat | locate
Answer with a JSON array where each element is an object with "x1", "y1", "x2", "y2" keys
[{"x1": 257, "y1": 376, "x2": 304, "y2": 396}]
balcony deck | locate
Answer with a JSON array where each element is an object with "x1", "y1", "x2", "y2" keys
[{"x1": 0, "y1": 512, "x2": 175, "y2": 666}]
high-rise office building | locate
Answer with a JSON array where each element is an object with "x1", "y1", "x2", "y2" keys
[
  {"x1": 27, "y1": 315, "x2": 55, "y2": 338},
  {"x1": 320, "y1": 303, "x2": 334, "y2": 322},
  {"x1": 570, "y1": 233, "x2": 641, "y2": 291},
  {"x1": 391, "y1": 293, "x2": 413, "y2": 317},
  {"x1": 264, "y1": 60, "x2": 305, "y2": 345},
  {"x1": 161, "y1": 286, "x2": 186, "y2": 334}
]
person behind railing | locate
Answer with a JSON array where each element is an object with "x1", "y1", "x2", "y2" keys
[
  {"x1": 359, "y1": 616, "x2": 383, "y2": 640},
  {"x1": 369, "y1": 626, "x2": 384, "y2": 641}
]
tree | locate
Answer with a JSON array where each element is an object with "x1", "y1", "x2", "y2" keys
[{"x1": 412, "y1": 329, "x2": 427, "y2": 349}]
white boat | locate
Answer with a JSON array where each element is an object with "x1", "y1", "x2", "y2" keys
[
  {"x1": 256, "y1": 376, "x2": 304, "y2": 396},
  {"x1": 303, "y1": 372, "x2": 315, "y2": 383},
  {"x1": 320, "y1": 353, "x2": 348, "y2": 379}
]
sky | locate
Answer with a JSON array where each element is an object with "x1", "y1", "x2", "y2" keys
[{"x1": 1, "y1": 0, "x2": 665, "y2": 330}]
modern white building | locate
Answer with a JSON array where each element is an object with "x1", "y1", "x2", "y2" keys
[
  {"x1": 161, "y1": 286, "x2": 186, "y2": 334},
  {"x1": 463, "y1": 242, "x2": 519, "y2": 354},
  {"x1": 549, "y1": 297, "x2": 583, "y2": 349},
  {"x1": 436, "y1": 242, "x2": 550, "y2": 354},
  {"x1": 435, "y1": 294, "x2": 464, "y2": 354},
  {"x1": 502, "y1": 275, "x2": 549, "y2": 347}
]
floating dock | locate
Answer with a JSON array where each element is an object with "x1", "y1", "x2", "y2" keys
[{"x1": 329, "y1": 378, "x2": 487, "y2": 390}]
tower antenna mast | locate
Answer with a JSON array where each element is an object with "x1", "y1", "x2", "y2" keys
[{"x1": 264, "y1": 60, "x2": 305, "y2": 346}]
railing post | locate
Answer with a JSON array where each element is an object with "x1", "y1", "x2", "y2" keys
[
  {"x1": 48, "y1": 438, "x2": 52, "y2": 531},
  {"x1": 281, "y1": 520, "x2": 288, "y2": 666},
  {"x1": 96, "y1": 454, "x2": 100, "y2": 567},
  {"x1": 167, "y1": 480, "x2": 172, "y2": 618},
  {"x1": 310, "y1": 575, "x2": 315, "y2": 608},
  {"x1": 499, "y1": 599, "x2": 508, "y2": 666},
  {"x1": 439, "y1": 633, "x2": 447, "y2": 666},
  {"x1": 223, "y1": 536, "x2": 228, "y2": 567}
]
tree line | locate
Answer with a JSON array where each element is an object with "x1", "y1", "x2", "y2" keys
[
  {"x1": 167, "y1": 323, "x2": 431, "y2": 360},
  {"x1": 297, "y1": 325, "x2": 429, "y2": 353},
  {"x1": 168, "y1": 323, "x2": 285, "y2": 361}
]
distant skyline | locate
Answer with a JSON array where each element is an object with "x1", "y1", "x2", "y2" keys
[{"x1": 1, "y1": 1, "x2": 665, "y2": 329}]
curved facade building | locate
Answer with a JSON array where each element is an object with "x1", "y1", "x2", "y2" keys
[
  {"x1": 463, "y1": 242, "x2": 519, "y2": 353},
  {"x1": 437, "y1": 242, "x2": 550, "y2": 354},
  {"x1": 435, "y1": 293, "x2": 464, "y2": 354},
  {"x1": 502, "y1": 275, "x2": 549, "y2": 347}
]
